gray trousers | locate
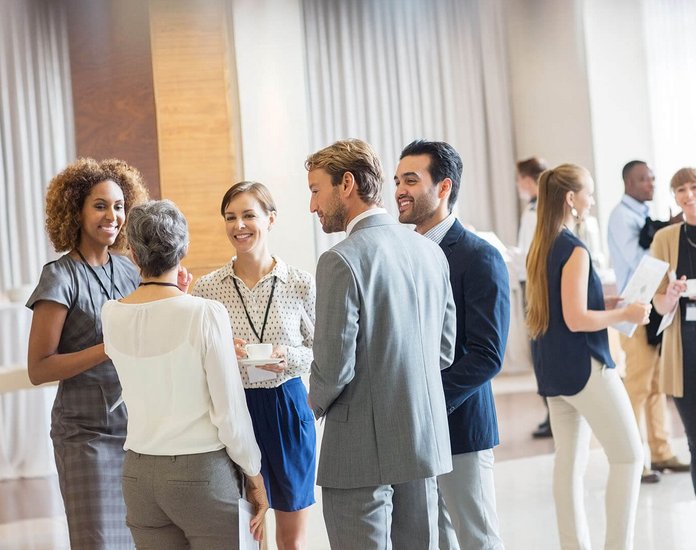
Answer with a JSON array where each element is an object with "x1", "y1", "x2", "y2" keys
[
  {"x1": 322, "y1": 476, "x2": 439, "y2": 550},
  {"x1": 438, "y1": 449, "x2": 505, "y2": 550},
  {"x1": 122, "y1": 449, "x2": 242, "y2": 550}
]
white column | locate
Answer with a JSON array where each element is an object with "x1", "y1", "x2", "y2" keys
[{"x1": 230, "y1": 0, "x2": 317, "y2": 273}]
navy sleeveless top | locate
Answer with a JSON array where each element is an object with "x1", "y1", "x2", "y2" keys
[{"x1": 533, "y1": 229, "x2": 615, "y2": 396}]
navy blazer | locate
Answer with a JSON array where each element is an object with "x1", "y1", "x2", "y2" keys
[{"x1": 439, "y1": 219, "x2": 510, "y2": 454}]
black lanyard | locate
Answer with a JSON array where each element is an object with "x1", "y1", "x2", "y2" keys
[
  {"x1": 76, "y1": 249, "x2": 116, "y2": 300},
  {"x1": 232, "y1": 275, "x2": 277, "y2": 343}
]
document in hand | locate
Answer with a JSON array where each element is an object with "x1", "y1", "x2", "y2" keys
[
  {"x1": 612, "y1": 255, "x2": 669, "y2": 337},
  {"x1": 238, "y1": 498, "x2": 260, "y2": 550}
]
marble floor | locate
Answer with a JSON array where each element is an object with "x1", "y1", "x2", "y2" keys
[{"x1": 1, "y1": 377, "x2": 693, "y2": 549}]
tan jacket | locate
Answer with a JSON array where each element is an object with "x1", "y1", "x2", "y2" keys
[{"x1": 650, "y1": 223, "x2": 684, "y2": 397}]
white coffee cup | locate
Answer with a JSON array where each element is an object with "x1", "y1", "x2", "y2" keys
[
  {"x1": 682, "y1": 279, "x2": 696, "y2": 297},
  {"x1": 246, "y1": 343, "x2": 273, "y2": 359}
]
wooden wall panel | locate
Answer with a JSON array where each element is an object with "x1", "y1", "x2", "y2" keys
[
  {"x1": 149, "y1": 0, "x2": 238, "y2": 280},
  {"x1": 66, "y1": 0, "x2": 160, "y2": 197}
]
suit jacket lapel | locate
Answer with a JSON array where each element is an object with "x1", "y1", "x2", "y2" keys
[{"x1": 439, "y1": 218, "x2": 466, "y2": 257}]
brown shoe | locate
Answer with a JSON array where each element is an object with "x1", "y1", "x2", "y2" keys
[
  {"x1": 651, "y1": 456, "x2": 691, "y2": 473},
  {"x1": 641, "y1": 468, "x2": 661, "y2": 483}
]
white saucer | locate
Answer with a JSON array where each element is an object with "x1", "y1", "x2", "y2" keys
[{"x1": 239, "y1": 358, "x2": 282, "y2": 367}]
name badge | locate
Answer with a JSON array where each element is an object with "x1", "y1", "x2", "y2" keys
[{"x1": 686, "y1": 303, "x2": 696, "y2": 322}]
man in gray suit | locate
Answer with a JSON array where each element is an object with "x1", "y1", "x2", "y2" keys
[{"x1": 305, "y1": 139, "x2": 456, "y2": 549}]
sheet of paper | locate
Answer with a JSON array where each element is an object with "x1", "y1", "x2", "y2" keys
[
  {"x1": 657, "y1": 271, "x2": 678, "y2": 336},
  {"x1": 612, "y1": 255, "x2": 669, "y2": 337},
  {"x1": 238, "y1": 498, "x2": 260, "y2": 550},
  {"x1": 300, "y1": 306, "x2": 315, "y2": 334},
  {"x1": 245, "y1": 365, "x2": 277, "y2": 384}
]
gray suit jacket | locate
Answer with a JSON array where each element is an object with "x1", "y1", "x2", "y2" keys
[{"x1": 310, "y1": 213, "x2": 455, "y2": 489}]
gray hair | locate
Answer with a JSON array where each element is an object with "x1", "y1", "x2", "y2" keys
[{"x1": 126, "y1": 199, "x2": 188, "y2": 277}]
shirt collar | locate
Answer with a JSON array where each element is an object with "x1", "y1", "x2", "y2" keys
[
  {"x1": 216, "y1": 255, "x2": 289, "y2": 285},
  {"x1": 346, "y1": 207, "x2": 388, "y2": 236},
  {"x1": 621, "y1": 194, "x2": 650, "y2": 216},
  {"x1": 422, "y1": 213, "x2": 457, "y2": 244}
]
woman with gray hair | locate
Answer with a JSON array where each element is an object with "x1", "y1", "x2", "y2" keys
[{"x1": 101, "y1": 199, "x2": 268, "y2": 548}]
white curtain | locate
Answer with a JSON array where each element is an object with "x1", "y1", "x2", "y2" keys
[
  {"x1": 0, "y1": 0, "x2": 74, "y2": 293},
  {"x1": 643, "y1": 0, "x2": 696, "y2": 212},
  {"x1": 302, "y1": 0, "x2": 517, "y2": 255}
]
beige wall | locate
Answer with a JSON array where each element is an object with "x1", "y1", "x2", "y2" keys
[
  {"x1": 504, "y1": 0, "x2": 663, "y2": 265},
  {"x1": 505, "y1": 0, "x2": 595, "y2": 173},
  {"x1": 149, "y1": 0, "x2": 239, "y2": 281}
]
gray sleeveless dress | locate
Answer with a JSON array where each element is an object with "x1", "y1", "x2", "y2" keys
[{"x1": 27, "y1": 253, "x2": 139, "y2": 549}]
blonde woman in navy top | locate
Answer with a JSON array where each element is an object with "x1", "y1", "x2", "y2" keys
[{"x1": 526, "y1": 164, "x2": 647, "y2": 550}]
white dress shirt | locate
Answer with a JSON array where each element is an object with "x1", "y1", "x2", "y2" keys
[
  {"x1": 516, "y1": 199, "x2": 537, "y2": 282},
  {"x1": 102, "y1": 294, "x2": 261, "y2": 476},
  {"x1": 192, "y1": 256, "x2": 315, "y2": 389}
]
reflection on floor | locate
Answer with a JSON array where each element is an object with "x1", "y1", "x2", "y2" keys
[{"x1": 1, "y1": 379, "x2": 692, "y2": 550}]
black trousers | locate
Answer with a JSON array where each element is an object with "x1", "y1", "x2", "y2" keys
[{"x1": 677, "y1": 320, "x2": 696, "y2": 495}]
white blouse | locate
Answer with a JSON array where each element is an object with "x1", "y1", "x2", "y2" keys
[
  {"x1": 102, "y1": 294, "x2": 261, "y2": 476},
  {"x1": 192, "y1": 256, "x2": 315, "y2": 389},
  {"x1": 516, "y1": 201, "x2": 537, "y2": 282}
]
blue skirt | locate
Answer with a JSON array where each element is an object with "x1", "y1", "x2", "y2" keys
[{"x1": 245, "y1": 377, "x2": 316, "y2": 511}]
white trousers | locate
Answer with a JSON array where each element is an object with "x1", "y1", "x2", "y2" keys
[
  {"x1": 437, "y1": 449, "x2": 504, "y2": 550},
  {"x1": 548, "y1": 362, "x2": 642, "y2": 550}
]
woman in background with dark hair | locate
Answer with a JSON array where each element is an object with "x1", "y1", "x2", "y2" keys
[
  {"x1": 515, "y1": 156, "x2": 548, "y2": 264},
  {"x1": 514, "y1": 156, "x2": 551, "y2": 439},
  {"x1": 526, "y1": 164, "x2": 646, "y2": 549}
]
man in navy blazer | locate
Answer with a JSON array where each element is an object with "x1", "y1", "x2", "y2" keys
[{"x1": 395, "y1": 140, "x2": 510, "y2": 549}]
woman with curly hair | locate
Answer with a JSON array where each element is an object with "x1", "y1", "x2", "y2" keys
[{"x1": 26, "y1": 158, "x2": 149, "y2": 549}]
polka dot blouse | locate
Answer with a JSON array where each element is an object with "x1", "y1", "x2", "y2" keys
[{"x1": 192, "y1": 256, "x2": 315, "y2": 389}]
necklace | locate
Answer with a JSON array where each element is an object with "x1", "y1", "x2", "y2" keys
[
  {"x1": 76, "y1": 248, "x2": 116, "y2": 299},
  {"x1": 139, "y1": 281, "x2": 180, "y2": 288}
]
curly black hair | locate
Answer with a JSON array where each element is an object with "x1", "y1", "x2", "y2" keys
[{"x1": 44, "y1": 158, "x2": 149, "y2": 252}]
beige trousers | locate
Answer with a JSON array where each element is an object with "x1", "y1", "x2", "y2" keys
[
  {"x1": 548, "y1": 362, "x2": 642, "y2": 550},
  {"x1": 619, "y1": 324, "x2": 673, "y2": 463}
]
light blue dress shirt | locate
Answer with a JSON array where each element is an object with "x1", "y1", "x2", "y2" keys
[{"x1": 607, "y1": 194, "x2": 650, "y2": 293}]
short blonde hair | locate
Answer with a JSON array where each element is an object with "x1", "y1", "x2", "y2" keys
[
  {"x1": 670, "y1": 167, "x2": 696, "y2": 191},
  {"x1": 305, "y1": 139, "x2": 383, "y2": 205}
]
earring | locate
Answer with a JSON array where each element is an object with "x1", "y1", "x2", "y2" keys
[{"x1": 571, "y1": 207, "x2": 578, "y2": 219}]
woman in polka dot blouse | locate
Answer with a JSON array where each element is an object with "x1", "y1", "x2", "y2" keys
[{"x1": 192, "y1": 181, "x2": 316, "y2": 550}]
